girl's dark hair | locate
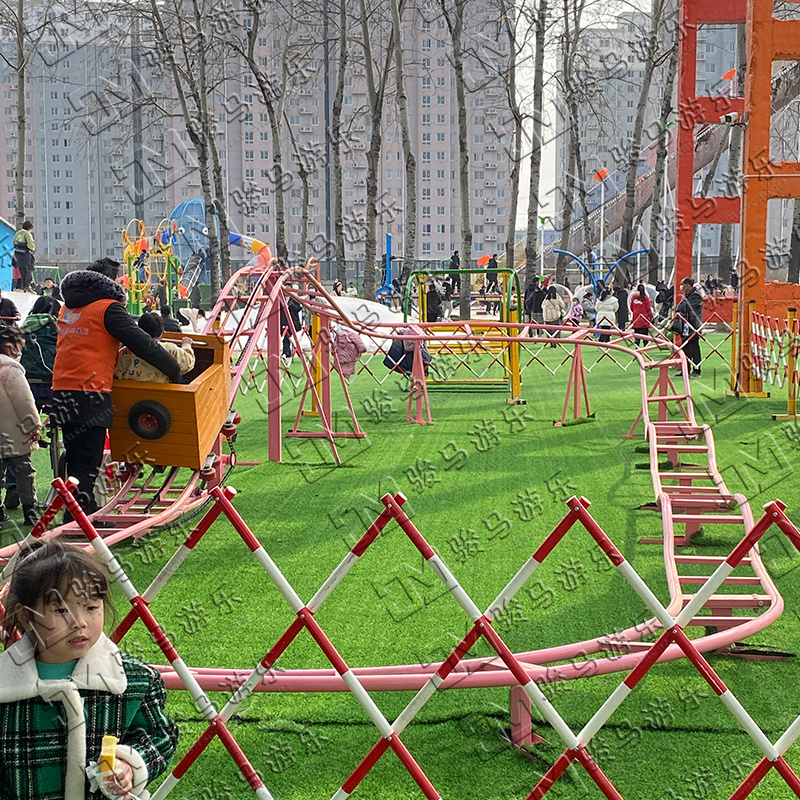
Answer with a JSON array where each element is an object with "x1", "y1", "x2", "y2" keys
[
  {"x1": 637, "y1": 283, "x2": 646, "y2": 299},
  {"x1": 138, "y1": 311, "x2": 164, "y2": 339},
  {"x1": 599, "y1": 288, "x2": 611, "y2": 301},
  {"x1": 30, "y1": 295, "x2": 61, "y2": 316},
  {"x1": 546, "y1": 286, "x2": 557, "y2": 299},
  {"x1": 0, "y1": 324, "x2": 24, "y2": 350},
  {"x1": 2, "y1": 540, "x2": 115, "y2": 645}
]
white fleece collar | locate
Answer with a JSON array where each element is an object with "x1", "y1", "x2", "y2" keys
[{"x1": 0, "y1": 632, "x2": 127, "y2": 702}]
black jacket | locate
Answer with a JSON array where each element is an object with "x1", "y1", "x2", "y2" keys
[
  {"x1": 676, "y1": 287, "x2": 703, "y2": 332},
  {"x1": 0, "y1": 297, "x2": 20, "y2": 320},
  {"x1": 50, "y1": 270, "x2": 183, "y2": 428}
]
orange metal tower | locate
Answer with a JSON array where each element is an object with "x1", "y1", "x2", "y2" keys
[
  {"x1": 674, "y1": 0, "x2": 745, "y2": 297},
  {"x1": 675, "y1": 0, "x2": 800, "y2": 394},
  {"x1": 738, "y1": 0, "x2": 800, "y2": 392}
]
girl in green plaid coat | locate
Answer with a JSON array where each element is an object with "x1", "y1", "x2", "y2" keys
[{"x1": 0, "y1": 541, "x2": 178, "y2": 799}]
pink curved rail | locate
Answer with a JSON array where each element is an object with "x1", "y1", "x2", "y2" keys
[
  {"x1": 143, "y1": 265, "x2": 783, "y2": 694},
  {"x1": 1, "y1": 260, "x2": 783, "y2": 694}
]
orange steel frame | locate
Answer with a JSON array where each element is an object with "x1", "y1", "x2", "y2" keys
[
  {"x1": 739, "y1": 0, "x2": 800, "y2": 392},
  {"x1": 675, "y1": 0, "x2": 800, "y2": 394},
  {"x1": 674, "y1": 0, "x2": 745, "y2": 359}
]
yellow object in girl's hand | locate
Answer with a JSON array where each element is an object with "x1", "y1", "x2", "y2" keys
[{"x1": 98, "y1": 735, "x2": 118, "y2": 774}]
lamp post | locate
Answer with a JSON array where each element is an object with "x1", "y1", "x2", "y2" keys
[
  {"x1": 538, "y1": 214, "x2": 551, "y2": 275},
  {"x1": 593, "y1": 167, "x2": 609, "y2": 266}
]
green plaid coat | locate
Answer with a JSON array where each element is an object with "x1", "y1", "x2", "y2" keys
[{"x1": 0, "y1": 634, "x2": 178, "y2": 800}]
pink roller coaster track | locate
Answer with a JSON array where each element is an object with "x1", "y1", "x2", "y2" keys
[
  {"x1": 157, "y1": 257, "x2": 785, "y2": 695},
  {"x1": 0, "y1": 254, "x2": 784, "y2": 702}
]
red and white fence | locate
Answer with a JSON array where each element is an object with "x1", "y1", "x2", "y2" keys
[{"x1": 3, "y1": 478, "x2": 800, "y2": 799}]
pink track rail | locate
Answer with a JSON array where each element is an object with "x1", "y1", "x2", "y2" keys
[
  {"x1": 144, "y1": 265, "x2": 783, "y2": 695},
  {"x1": 0, "y1": 260, "x2": 782, "y2": 695}
]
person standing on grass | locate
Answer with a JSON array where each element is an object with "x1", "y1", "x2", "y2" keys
[
  {"x1": 449, "y1": 250, "x2": 461, "y2": 294},
  {"x1": 542, "y1": 285, "x2": 565, "y2": 347},
  {"x1": 581, "y1": 290, "x2": 596, "y2": 326},
  {"x1": 615, "y1": 283, "x2": 629, "y2": 331},
  {"x1": 630, "y1": 284, "x2": 654, "y2": 347},
  {"x1": 0, "y1": 325, "x2": 41, "y2": 528},
  {"x1": 50, "y1": 258, "x2": 183, "y2": 519},
  {"x1": 675, "y1": 276, "x2": 704, "y2": 377},
  {"x1": 485, "y1": 254, "x2": 499, "y2": 294},
  {"x1": 12, "y1": 221, "x2": 35, "y2": 292},
  {"x1": 595, "y1": 288, "x2": 619, "y2": 343}
]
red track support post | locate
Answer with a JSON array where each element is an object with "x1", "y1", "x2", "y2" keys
[
  {"x1": 264, "y1": 270, "x2": 283, "y2": 463},
  {"x1": 554, "y1": 334, "x2": 591, "y2": 427},
  {"x1": 287, "y1": 312, "x2": 367, "y2": 462},
  {"x1": 407, "y1": 337, "x2": 432, "y2": 424}
]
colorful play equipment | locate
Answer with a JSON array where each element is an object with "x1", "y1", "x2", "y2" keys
[
  {"x1": 121, "y1": 218, "x2": 182, "y2": 315},
  {"x1": 552, "y1": 248, "x2": 650, "y2": 292},
  {"x1": 402, "y1": 267, "x2": 524, "y2": 401}
]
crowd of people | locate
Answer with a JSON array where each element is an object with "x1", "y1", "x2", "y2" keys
[{"x1": 522, "y1": 273, "x2": 713, "y2": 375}]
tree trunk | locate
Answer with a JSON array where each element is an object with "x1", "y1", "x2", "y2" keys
[
  {"x1": 189, "y1": 0, "x2": 227, "y2": 293},
  {"x1": 359, "y1": 0, "x2": 394, "y2": 300},
  {"x1": 242, "y1": 0, "x2": 292, "y2": 266},
  {"x1": 619, "y1": 0, "x2": 665, "y2": 261},
  {"x1": 149, "y1": 0, "x2": 222, "y2": 294},
  {"x1": 499, "y1": 0, "x2": 522, "y2": 280},
  {"x1": 391, "y1": 0, "x2": 416, "y2": 288},
  {"x1": 14, "y1": 0, "x2": 25, "y2": 231},
  {"x1": 524, "y1": 0, "x2": 547, "y2": 286},
  {"x1": 268, "y1": 105, "x2": 288, "y2": 265},
  {"x1": 440, "y1": 0, "x2": 472, "y2": 310},
  {"x1": 647, "y1": 21, "x2": 679, "y2": 284},
  {"x1": 332, "y1": 0, "x2": 348, "y2": 286},
  {"x1": 556, "y1": 143, "x2": 576, "y2": 284}
]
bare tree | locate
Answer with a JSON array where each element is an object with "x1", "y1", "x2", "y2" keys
[
  {"x1": 495, "y1": 0, "x2": 529, "y2": 279},
  {"x1": 440, "y1": 0, "x2": 472, "y2": 287},
  {"x1": 147, "y1": 0, "x2": 232, "y2": 293},
  {"x1": 618, "y1": 0, "x2": 667, "y2": 269},
  {"x1": 555, "y1": 0, "x2": 591, "y2": 282},
  {"x1": 0, "y1": 0, "x2": 58, "y2": 230},
  {"x1": 286, "y1": 121, "x2": 311, "y2": 262},
  {"x1": 390, "y1": 0, "x2": 416, "y2": 288},
  {"x1": 332, "y1": 0, "x2": 349, "y2": 286},
  {"x1": 646, "y1": 16, "x2": 678, "y2": 284},
  {"x1": 358, "y1": 0, "x2": 395, "y2": 299},
  {"x1": 524, "y1": 0, "x2": 548, "y2": 286},
  {"x1": 240, "y1": 0, "x2": 295, "y2": 265}
]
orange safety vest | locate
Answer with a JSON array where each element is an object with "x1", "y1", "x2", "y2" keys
[{"x1": 52, "y1": 298, "x2": 120, "y2": 394}]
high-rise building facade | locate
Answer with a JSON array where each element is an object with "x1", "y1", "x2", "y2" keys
[{"x1": 0, "y1": 1, "x2": 515, "y2": 272}]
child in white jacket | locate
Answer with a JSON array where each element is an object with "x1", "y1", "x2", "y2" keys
[{"x1": 0, "y1": 325, "x2": 42, "y2": 526}]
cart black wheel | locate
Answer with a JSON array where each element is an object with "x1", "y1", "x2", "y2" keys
[{"x1": 128, "y1": 401, "x2": 171, "y2": 440}]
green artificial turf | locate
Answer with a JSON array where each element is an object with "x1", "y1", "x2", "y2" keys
[{"x1": 10, "y1": 338, "x2": 800, "y2": 798}]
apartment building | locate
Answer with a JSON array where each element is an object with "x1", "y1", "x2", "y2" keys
[{"x1": 1, "y1": 1, "x2": 514, "y2": 269}]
